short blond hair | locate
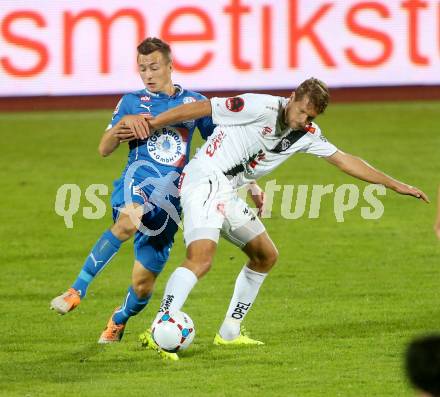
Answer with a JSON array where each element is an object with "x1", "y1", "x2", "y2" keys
[{"x1": 295, "y1": 77, "x2": 329, "y2": 114}]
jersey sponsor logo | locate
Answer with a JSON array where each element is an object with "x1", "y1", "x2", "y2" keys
[
  {"x1": 183, "y1": 96, "x2": 196, "y2": 104},
  {"x1": 319, "y1": 134, "x2": 328, "y2": 142},
  {"x1": 225, "y1": 97, "x2": 244, "y2": 112},
  {"x1": 205, "y1": 130, "x2": 225, "y2": 157},
  {"x1": 140, "y1": 95, "x2": 151, "y2": 102},
  {"x1": 147, "y1": 127, "x2": 188, "y2": 166},
  {"x1": 140, "y1": 104, "x2": 152, "y2": 112}
]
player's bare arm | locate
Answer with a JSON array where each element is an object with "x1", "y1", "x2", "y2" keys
[
  {"x1": 326, "y1": 150, "x2": 429, "y2": 203},
  {"x1": 121, "y1": 114, "x2": 151, "y2": 140},
  {"x1": 434, "y1": 185, "x2": 440, "y2": 239},
  {"x1": 148, "y1": 100, "x2": 212, "y2": 131},
  {"x1": 98, "y1": 115, "x2": 150, "y2": 157},
  {"x1": 98, "y1": 122, "x2": 133, "y2": 157}
]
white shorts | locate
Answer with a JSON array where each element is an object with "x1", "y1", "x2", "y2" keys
[{"x1": 180, "y1": 162, "x2": 266, "y2": 248}]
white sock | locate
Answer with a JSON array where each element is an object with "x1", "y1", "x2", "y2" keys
[
  {"x1": 153, "y1": 267, "x2": 198, "y2": 324},
  {"x1": 219, "y1": 265, "x2": 267, "y2": 340}
]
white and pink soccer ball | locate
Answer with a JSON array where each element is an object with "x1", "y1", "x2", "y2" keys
[{"x1": 152, "y1": 311, "x2": 195, "y2": 352}]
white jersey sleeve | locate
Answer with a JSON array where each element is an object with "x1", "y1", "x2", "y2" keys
[
  {"x1": 303, "y1": 123, "x2": 338, "y2": 157},
  {"x1": 210, "y1": 94, "x2": 272, "y2": 126}
]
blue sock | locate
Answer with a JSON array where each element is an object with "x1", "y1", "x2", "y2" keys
[
  {"x1": 72, "y1": 229, "x2": 122, "y2": 298},
  {"x1": 113, "y1": 286, "x2": 151, "y2": 325}
]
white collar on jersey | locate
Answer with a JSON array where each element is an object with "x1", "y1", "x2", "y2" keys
[{"x1": 144, "y1": 84, "x2": 184, "y2": 98}]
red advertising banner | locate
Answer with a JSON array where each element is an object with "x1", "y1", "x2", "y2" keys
[{"x1": 1, "y1": 0, "x2": 439, "y2": 96}]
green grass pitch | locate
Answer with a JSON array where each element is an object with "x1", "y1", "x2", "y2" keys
[{"x1": 1, "y1": 101, "x2": 439, "y2": 397}]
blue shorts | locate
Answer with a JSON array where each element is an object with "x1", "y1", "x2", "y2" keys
[{"x1": 111, "y1": 173, "x2": 181, "y2": 275}]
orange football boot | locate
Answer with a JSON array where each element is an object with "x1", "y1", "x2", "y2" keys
[
  {"x1": 50, "y1": 288, "x2": 81, "y2": 315},
  {"x1": 98, "y1": 308, "x2": 126, "y2": 344}
]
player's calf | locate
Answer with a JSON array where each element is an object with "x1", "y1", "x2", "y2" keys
[{"x1": 243, "y1": 232, "x2": 279, "y2": 273}]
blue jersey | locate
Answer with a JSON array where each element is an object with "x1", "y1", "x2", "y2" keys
[
  {"x1": 109, "y1": 84, "x2": 214, "y2": 174},
  {"x1": 108, "y1": 85, "x2": 214, "y2": 274}
]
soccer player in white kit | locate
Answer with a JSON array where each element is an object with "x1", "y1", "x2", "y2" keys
[{"x1": 141, "y1": 78, "x2": 429, "y2": 355}]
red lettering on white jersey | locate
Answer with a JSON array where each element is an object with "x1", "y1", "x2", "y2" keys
[
  {"x1": 205, "y1": 131, "x2": 225, "y2": 157},
  {"x1": 262, "y1": 126, "x2": 272, "y2": 135}
]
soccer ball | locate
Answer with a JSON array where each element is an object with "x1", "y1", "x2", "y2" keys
[{"x1": 152, "y1": 311, "x2": 195, "y2": 352}]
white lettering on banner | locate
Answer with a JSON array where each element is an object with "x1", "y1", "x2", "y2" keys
[{"x1": 0, "y1": 0, "x2": 439, "y2": 96}]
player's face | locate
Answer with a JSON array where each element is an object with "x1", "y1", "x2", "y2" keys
[
  {"x1": 284, "y1": 93, "x2": 319, "y2": 130},
  {"x1": 137, "y1": 51, "x2": 173, "y2": 94}
]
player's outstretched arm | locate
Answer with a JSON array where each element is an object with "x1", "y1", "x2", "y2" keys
[
  {"x1": 434, "y1": 185, "x2": 440, "y2": 239},
  {"x1": 325, "y1": 150, "x2": 429, "y2": 203},
  {"x1": 149, "y1": 100, "x2": 212, "y2": 130}
]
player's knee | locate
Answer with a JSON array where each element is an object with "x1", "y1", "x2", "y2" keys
[
  {"x1": 265, "y1": 245, "x2": 279, "y2": 267},
  {"x1": 112, "y1": 216, "x2": 138, "y2": 240},
  {"x1": 261, "y1": 248, "x2": 278, "y2": 270},
  {"x1": 185, "y1": 255, "x2": 213, "y2": 278},
  {"x1": 250, "y1": 245, "x2": 278, "y2": 272},
  {"x1": 132, "y1": 276, "x2": 155, "y2": 298},
  {"x1": 194, "y1": 258, "x2": 213, "y2": 277},
  {"x1": 132, "y1": 281, "x2": 154, "y2": 298}
]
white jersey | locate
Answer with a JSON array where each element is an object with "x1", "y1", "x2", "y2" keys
[{"x1": 191, "y1": 93, "x2": 338, "y2": 188}]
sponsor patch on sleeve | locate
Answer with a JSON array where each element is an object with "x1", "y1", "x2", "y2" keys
[
  {"x1": 225, "y1": 97, "x2": 244, "y2": 112},
  {"x1": 183, "y1": 96, "x2": 196, "y2": 104}
]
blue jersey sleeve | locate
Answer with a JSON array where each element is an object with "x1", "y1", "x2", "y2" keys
[
  {"x1": 108, "y1": 94, "x2": 134, "y2": 129},
  {"x1": 192, "y1": 93, "x2": 215, "y2": 140},
  {"x1": 196, "y1": 116, "x2": 215, "y2": 140}
]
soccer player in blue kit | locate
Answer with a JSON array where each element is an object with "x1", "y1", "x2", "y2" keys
[{"x1": 50, "y1": 38, "x2": 215, "y2": 350}]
